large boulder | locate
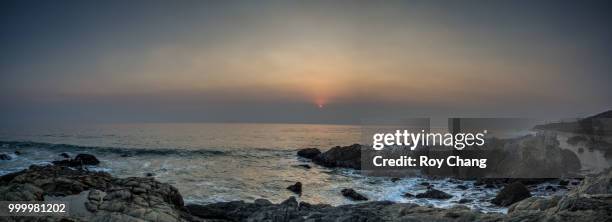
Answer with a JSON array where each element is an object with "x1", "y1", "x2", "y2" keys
[
  {"x1": 0, "y1": 153, "x2": 11, "y2": 160},
  {"x1": 570, "y1": 167, "x2": 611, "y2": 195},
  {"x1": 312, "y1": 144, "x2": 362, "y2": 169},
  {"x1": 341, "y1": 188, "x2": 368, "y2": 201},
  {"x1": 0, "y1": 164, "x2": 187, "y2": 222},
  {"x1": 415, "y1": 189, "x2": 453, "y2": 199},
  {"x1": 297, "y1": 148, "x2": 321, "y2": 159},
  {"x1": 507, "y1": 168, "x2": 612, "y2": 222},
  {"x1": 491, "y1": 182, "x2": 532, "y2": 206},
  {"x1": 287, "y1": 182, "x2": 302, "y2": 195},
  {"x1": 508, "y1": 196, "x2": 561, "y2": 213},
  {"x1": 52, "y1": 153, "x2": 100, "y2": 167}
]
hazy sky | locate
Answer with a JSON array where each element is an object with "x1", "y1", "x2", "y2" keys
[{"x1": 1, "y1": 0, "x2": 611, "y2": 125}]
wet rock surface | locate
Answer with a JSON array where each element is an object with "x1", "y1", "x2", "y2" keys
[
  {"x1": 1, "y1": 161, "x2": 610, "y2": 221},
  {"x1": 341, "y1": 188, "x2": 368, "y2": 201},
  {"x1": 184, "y1": 169, "x2": 612, "y2": 221},
  {"x1": 52, "y1": 153, "x2": 100, "y2": 167},
  {"x1": 298, "y1": 144, "x2": 362, "y2": 170},
  {"x1": 491, "y1": 182, "x2": 532, "y2": 206},
  {"x1": 296, "y1": 148, "x2": 321, "y2": 159},
  {"x1": 0, "y1": 153, "x2": 11, "y2": 160},
  {"x1": 415, "y1": 188, "x2": 453, "y2": 199},
  {"x1": 0, "y1": 165, "x2": 187, "y2": 222},
  {"x1": 286, "y1": 182, "x2": 302, "y2": 195}
]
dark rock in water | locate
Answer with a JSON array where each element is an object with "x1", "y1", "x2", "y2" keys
[
  {"x1": 447, "y1": 179, "x2": 461, "y2": 184},
  {"x1": 59, "y1": 152, "x2": 70, "y2": 158},
  {"x1": 391, "y1": 177, "x2": 400, "y2": 182},
  {"x1": 287, "y1": 182, "x2": 302, "y2": 195},
  {"x1": 53, "y1": 153, "x2": 100, "y2": 167},
  {"x1": 456, "y1": 185, "x2": 468, "y2": 190},
  {"x1": 74, "y1": 154, "x2": 99, "y2": 165},
  {"x1": 312, "y1": 144, "x2": 362, "y2": 169},
  {"x1": 0, "y1": 153, "x2": 12, "y2": 160},
  {"x1": 120, "y1": 153, "x2": 132, "y2": 157},
  {"x1": 2, "y1": 154, "x2": 610, "y2": 221},
  {"x1": 458, "y1": 198, "x2": 472, "y2": 204},
  {"x1": 420, "y1": 182, "x2": 430, "y2": 186},
  {"x1": 145, "y1": 172, "x2": 155, "y2": 177},
  {"x1": 545, "y1": 185, "x2": 556, "y2": 191},
  {"x1": 402, "y1": 192, "x2": 414, "y2": 198},
  {"x1": 559, "y1": 185, "x2": 568, "y2": 189},
  {"x1": 341, "y1": 188, "x2": 368, "y2": 201},
  {"x1": 14, "y1": 151, "x2": 21, "y2": 155},
  {"x1": 484, "y1": 184, "x2": 495, "y2": 189},
  {"x1": 415, "y1": 189, "x2": 453, "y2": 199},
  {"x1": 185, "y1": 168, "x2": 611, "y2": 221},
  {"x1": 297, "y1": 148, "x2": 321, "y2": 159},
  {"x1": 295, "y1": 164, "x2": 311, "y2": 169},
  {"x1": 491, "y1": 182, "x2": 531, "y2": 206},
  {"x1": 559, "y1": 180, "x2": 569, "y2": 186}
]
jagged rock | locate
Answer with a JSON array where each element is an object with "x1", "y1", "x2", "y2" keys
[
  {"x1": 0, "y1": 183, "x2": 44, "y2": 201},
  {"x1": 458, "y1": 198, "x2": 472, "y2": 204},
  {"x1": 415, "y1": 189, "x2": 452, "y2": 199},
  {"x1": 74, "y1": 154, "x2": 100, "y2": 165},
  {"x1": 60, "y1": 152, "x2": 70, "y2": 158},
  {"x1": 1, "y1": 154, "x2": 611, "y2": 222},
  {"x1": 341, "y1": 188, "x2": 368, "y2": 201},
  {"x1": 456, "y1": 185, "x2": 468, "y2": 190},
  {"x1": 254, "y1": 198, "x2": 272, "y2": 205},
  {"x1": 295, "y1": 164, "x2": 311, "y2": 169},
  {"x1": 187, "y1": 198, "x2": 502, "y2": 222},
  {"x1": 506, "y1": 169, "x2": 612, "y2": 221},
  {"x1": 312, "y1": 144, "x2": 362, "y2": 169},
  {"x1": 297, "y1": 148, "x2": 321, "y2": 159},
  {"x1": 52, "y1": 153, "x2": 100, "y2": 167},
  {"x1": 491, "y1": 182, "x2": 531, "y2": 206},
  {"x1": 570, "y1": 168, "x2": 611, "y2": 195},
  {"x1": 287, "y1": 182, "x2": 302, "y2": 195},
  {"x1": 0, "y1": 165, "x2": 186, "y2": 222},
  {"x1": 14, "y1": 151, "x2": 21, "y2": 155},
  {"x1": 0, "y1": 153, "x2": 11, "y2": 160},
  {"x1": 508, "y1": 196, "x2": 560, "y2": 213}
]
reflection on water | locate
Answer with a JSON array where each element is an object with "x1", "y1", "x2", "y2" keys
[{"x1": 0, "y1": 123, "x2": 362, "y2": 150}]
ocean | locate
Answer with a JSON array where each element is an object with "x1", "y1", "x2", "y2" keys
[{"x1": 0, "y1": 123, "x2": 569, "y2": 213}]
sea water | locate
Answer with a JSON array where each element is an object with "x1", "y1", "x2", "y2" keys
[{"x1": 0, "y1": 123, "x2": 573, "y2": 213}]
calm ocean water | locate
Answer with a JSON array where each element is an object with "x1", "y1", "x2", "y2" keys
[{"x1": 0, "y1": 123, "x2": 570, "y2": 213}]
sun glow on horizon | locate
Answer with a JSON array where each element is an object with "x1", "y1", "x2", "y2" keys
[{"x1": 315, "y1": 98, "x2": 326, "y2": 109}]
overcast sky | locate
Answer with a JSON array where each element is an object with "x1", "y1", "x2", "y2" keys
[{"x1": 1, "y1": 0, "x2": 611, "y2": 125}]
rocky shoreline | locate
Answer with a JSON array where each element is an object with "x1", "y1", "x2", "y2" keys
[{"x1": 1, "y1": 152, "x2": 611, "y2": 221}]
